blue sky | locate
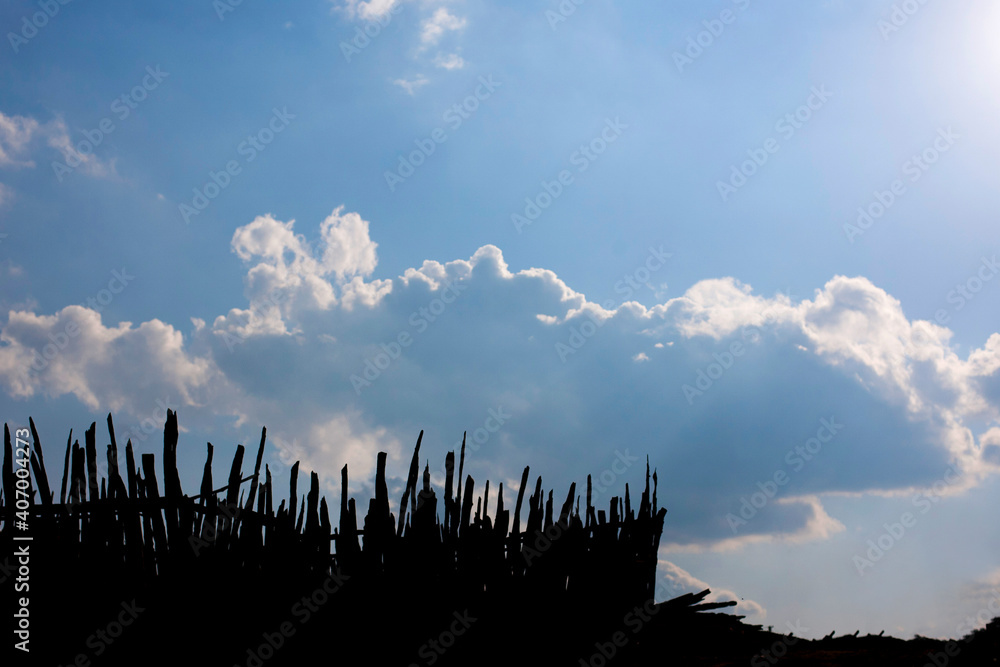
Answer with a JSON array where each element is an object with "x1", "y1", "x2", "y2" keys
[{"x1": 2, "y1": 0, "x2": 1000, "y2": 640}]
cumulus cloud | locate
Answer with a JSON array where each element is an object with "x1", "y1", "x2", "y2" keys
[
  {"x1": 269, "y1": 410, "x2": 405, "y2": 490},
  {"x1": 337, "y1": 0, "x2": 400, "y2": 21},
  {"x1": 2, "y1": 207, "x2": 999, "y2": 551},
  {"x1": 0, "y1": 306, "x2": 216, "y2": 412},
  {"x1": 657, "y1": 559, "x2": 766, "y2": 622},
  {"x1": 319, "y1": 207, "x2": 380, "y2": 280},
  {"x1": 420, "y1": 8, "x2": 466, "y2": 47},
  {"x1": 219, "y1": 207, "x2": 385, "y2": 339}
]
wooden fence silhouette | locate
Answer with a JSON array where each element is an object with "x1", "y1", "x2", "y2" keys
[{"x1": 1, "y1": 411, "x2": 764, "y2": 665}]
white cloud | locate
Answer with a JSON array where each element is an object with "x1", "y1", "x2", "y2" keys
[
  {"x1": 319, "y1": 206, "x2": 379, "y2": 280},
  {"x1": 2, "y1": 208, "x2": 999, "y2": 550},
  {"x1": 0, "y1": 110, "x2": 116, "y2": 180},
  {"x1": 221, "y1": 208, "x2": 386, "y2": 335},
  {"x1": 338, "y1": 0, "x2": 400, "y2": 21},
  {"x1": 0, "y1": 306, "x2": 216, "y2": 412},
  {"x1": 393, "y1": 76, "x2": 430, "y2": 95},
  {"x1": 270, "y1": 410, "x2": 404, "y2": 491},
  {"x1": 420, "y1": 8, "x2": 466, "y2": 47},
  {"x1": 434, "y1": 53, "x2": 466, "y2": 70}
]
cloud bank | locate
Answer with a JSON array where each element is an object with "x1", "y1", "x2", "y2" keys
[{"x1": 2, "y1": 207, "x2": 999, "y2": 555}]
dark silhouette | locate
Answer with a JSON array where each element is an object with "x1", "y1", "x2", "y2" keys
[{"x1": 0, "y1": 412, "x2": 994, "y2": 665}]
